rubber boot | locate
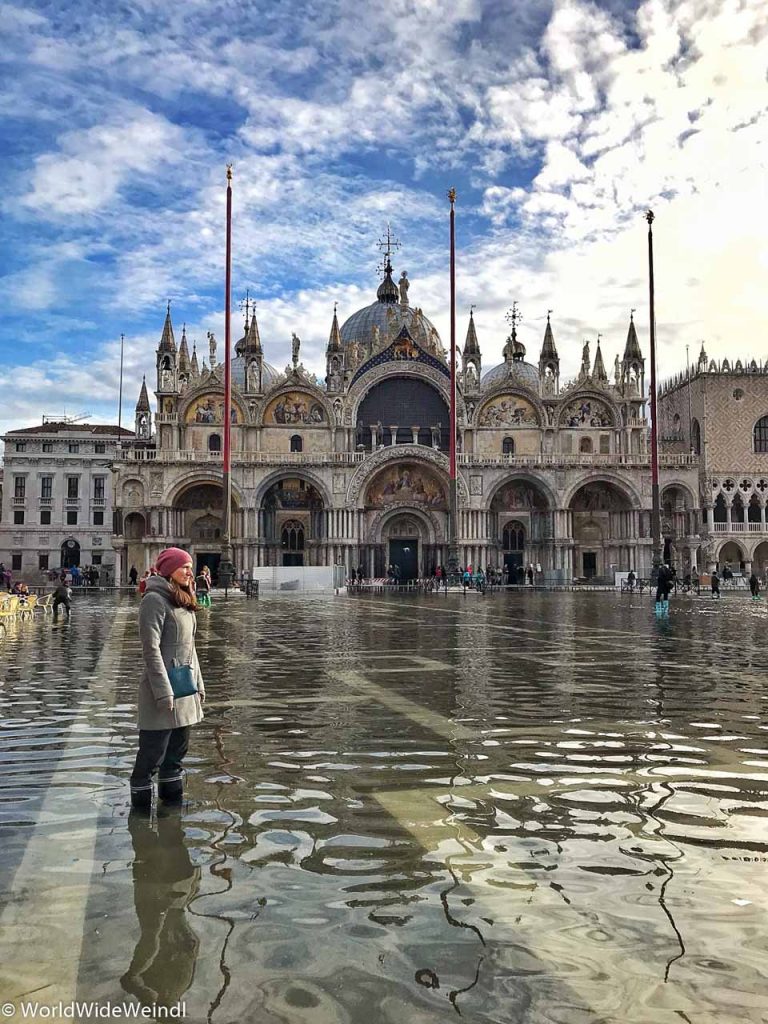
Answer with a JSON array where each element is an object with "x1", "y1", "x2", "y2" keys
[
  {"x1": 130, "y1": 785, "x2": 152, "y2": 811},
  {"x1": 158, "y1": 775, "x2": 184, "y2": 804},
  {"x1": 663, "y1": 600, "x2": 670, "y2": 613},
  {"x1": 655, "y1": 601, "x2": 663, "y2": 615}
]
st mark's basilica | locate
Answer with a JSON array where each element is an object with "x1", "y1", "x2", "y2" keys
[{"x1": 112, "y1": 249, "x2": 705, "y2": 583}]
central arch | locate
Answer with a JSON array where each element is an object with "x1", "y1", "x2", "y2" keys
[
  {"x1": 489, "y1": 475, "x2": 552, "y2": 578},
  {"x1": 569, "y1": 480, "x2": 635, "y2": 579},
  {"x1": 261, "y1": 476, "x2": 325, "y2": 567},
  {"x1": 355, "y1": 376, "x2": 450, "y2": 450}
]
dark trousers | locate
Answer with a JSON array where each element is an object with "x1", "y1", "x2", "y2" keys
[
  {"x1": 53, "y1": 597, "x2": 71, "y2": 616},
  {"x1": 130, "y1": 726, "x2": 190, "y2": 794}
]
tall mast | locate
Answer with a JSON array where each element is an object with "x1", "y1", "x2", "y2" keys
[
  {"x1": 448, "y1": 187, "x2": 459, "y2": 575},
  {"x1": 647, "y1": 209, "x2": 662, "y2": 572},
  {"x1": 220, "y1": 165, "x2": 235, "y2": 590}
]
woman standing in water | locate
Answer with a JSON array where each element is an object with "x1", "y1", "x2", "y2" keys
[{"x1": 129, "y1": 547, "x2": 205, "y2": 809}]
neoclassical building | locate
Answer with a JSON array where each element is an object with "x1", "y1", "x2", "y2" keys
[{"x1": 111, "y1": 256, "x2": 701, "y2": 582}]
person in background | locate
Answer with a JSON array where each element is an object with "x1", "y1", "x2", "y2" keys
[
  {"x1": 52, "y1": 580, "x2": 73, "y2": 618},
  {"x1": 711, "y1": 569, "x2": 721, "y2": 599},
  {"x1": 749, "y1": 571, "x2": 760, "y2": 600},
  {"x1": 129, "y1": 566, "x2": 138, "y2": 586},
  {"x1": 195, "y1": 567, "x2": 212, "y2": 608}
]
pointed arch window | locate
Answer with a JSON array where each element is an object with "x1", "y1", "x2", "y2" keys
[
  {"x1": 281, "y1": 519, "x2": 305, "y2": 551},
  {"x1": 290, "y1": 434, "x2": 303, "y2": 453},
  {"x1": 754, "y1": 416, "x2": 768, "y2": 453},
  {"x1": 502, "y1": 436, "x2": 515, "y2": 455},
  {"x1": 502, "y1": 521, "x2": 525, "y2": 551},
  {"x1": 692, "y1": 417, "x2": 701, "y2": 454}
]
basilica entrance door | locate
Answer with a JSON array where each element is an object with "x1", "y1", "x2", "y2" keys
[
  {"x1": 389, "y1": 539, "x2": 418, "y2": 581},
  {"x1": 283, "y1": 553, "x2": 304, "y2": 567},
  {"x1": 197, "y1": 552, "x2": 221, "y2": 583},
  {"x1": 582, "y1": 552, "x2": 597, "y2": 578}
]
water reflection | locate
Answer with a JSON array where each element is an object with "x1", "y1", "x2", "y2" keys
[
  {"x1": 121, "y1": 808, "x2": 200, "y2": 1007},
  {"x1": 1, "y1": 591, "x2": 768, "y2": 1021}
]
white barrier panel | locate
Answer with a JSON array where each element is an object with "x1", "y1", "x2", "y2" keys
[{"x1": 250, "y1": 566, "x2": 338, "y2": 592}]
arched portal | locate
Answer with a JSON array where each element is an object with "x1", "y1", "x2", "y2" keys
[
  {"x1": 753, "y1": 541, "x2": 768, "y2": 577},
  {"x1": 173, "y1": 481, "x2": 241, "y2": 580},
  {"x1": 261, "y1": 477, "x2": 324, "y2": 566},
  {"x1": 490, "y1": 477, "x2": 551, "y2": 578},
  {"x1": 661, "y1": 484, "x2": 696, "y2": 568},
  {"x1": 569, "y1": 481, "x2": 634, "y2": 579},
  {"x1": 718, "y1": 540, "x2": 745, "y2": 572}
]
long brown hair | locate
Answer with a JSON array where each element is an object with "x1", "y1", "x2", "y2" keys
[{"x1": 167, "y1": 578, "x2": 198, "y2": 611}]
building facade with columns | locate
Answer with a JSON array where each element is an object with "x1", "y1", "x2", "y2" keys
[{"x1": 111, "y1": 257, "x2": 701, "y2": 583}]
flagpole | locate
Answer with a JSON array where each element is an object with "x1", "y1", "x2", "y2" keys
[
  {"x1": 646, "y1": 209, "x2": 662, "y2": 576},
  {"x1": 219, "y1": 165, "x2": 235, "y2": 592},
  {"x1": 447, "y1": 187, "x2": 459, "y2": 577},
  {"x1": 117, "y1": 332, "x2": 124, "y2": 440}
]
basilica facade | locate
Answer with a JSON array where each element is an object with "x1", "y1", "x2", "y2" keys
[{"x1": 111, "y1": 257, "x2": 701, "y2": 583}]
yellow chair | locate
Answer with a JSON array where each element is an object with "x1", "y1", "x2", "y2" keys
[
  {"x1": 19, "y1": 594, "x2": 38, "y2": 620},
  {"x1": 0, "y1": 595, "x2": 20, "y2": 626}
]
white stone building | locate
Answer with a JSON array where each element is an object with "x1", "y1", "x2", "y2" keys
[
  {"x1": 111, "y1": 256, "x2": 701, "y2": 583},
  {"x1": 0, "y1": 421, "x2": 132, "y2": 581}
]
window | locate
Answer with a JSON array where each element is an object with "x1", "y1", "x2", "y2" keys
[
  {"x1": 66, "y1": 510, "x2": 78, "y2": 525},
  {"x1": 208, "y1": 434, "x2": 222, "y2": 453},
  {"x1": 41, "y1": 476, "x2": 53, "y2": 499},
  {"x1": 502, "y1": 522, "x2": 525, "y2": 550},
  {"x1": 93, "y1": 510, "x2": 104, "y2": 526},
  {"x1": 67, "y1": 477, "x2": 79, "y2": 500},
  {"x1": 281, "y1": 520, "x2": 305, "y2": 550},
  {"x1": 599, "y1": 434, "x2": 610, "y2": 454},
  {"x1": 692, "y1": 418, "x2": 701, "y2": 454},
  {"x1": 15, "y1": 442, "x2": 26, "y2": 452},
  {"x1": 38, "y1": 554, "x2": 49, "y2": 571},
  {"x1": 95, "y1": 442, "x2": 106, "y2": 453},
  {"x1": 502, "y1": 436, "x2": 515, "y2": 455},
  {"x1": 290, "y1": 434, "x2": 303, "y2": 453},
  {"x1": 13, "y1": 510, "x2": 24, "y2": 525},
  {"x1": 579, "y1": 437, "x2": 593, "y2": 454},
  {"x1": 40, "y1": 510, "x2": 51, "y2": 525},
  {"x1": 42, "y1": 442, "x2": 53, "y2": 453},
  {"x1": 68, "y1": 443, "x2": 79, "y2": 453},
  {"x1": 92, "y1": 553, "x2": 102, "y2": 565},
  {"x1": 93, "y1": 477, "x2": 105, "y2": 501},
  {"x1": 755, "y1": 417, "x2": 768, "y2": 453},
  {"x1": 11, "y1": 554, "x2": 21, "y2": 571},
  {"x1": 14, "y1": 476, "x2": 25, "y2": 499}
]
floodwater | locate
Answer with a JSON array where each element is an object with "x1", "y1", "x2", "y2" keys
[{"x1": 1, "y1": 589, "x2": 767, "y2": 1023}]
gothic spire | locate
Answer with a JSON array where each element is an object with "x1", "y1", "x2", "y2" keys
[
  {"x1": 540, "y1": 311, "x2": 558, "y2": 361},
  {"x1": 178, "y1": 324, "x2": 190, "y2": 373},
  {"x1": 244, "y1": 307, "x2": 262, "y2": 354},
  {"x1": 191, "y1": 343, "x2": 199, "y2": 377},
  {"x1": 158, "y1": 301, "x2": 176, "y2": 352},
  {"x1": 592, "y1": 338, "x2": 607, "y2": 381},
  {"x1": 135, "y1": 376, "x2": 150, "y2": 412},
  {"x1": 327, "y1": 304, "x2": 341, "y2": 353},
  {"x1": 463, "y1": 308, "x2": 480, "y2": 355},
  {"x1": 623, "y1": 310, "x2": 643, "y2": 361}
]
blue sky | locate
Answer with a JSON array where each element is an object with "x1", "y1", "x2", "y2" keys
[{"x1": 1, "y1": 0, "x2": 766, "y2": 434}]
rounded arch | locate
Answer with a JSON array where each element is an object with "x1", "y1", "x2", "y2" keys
[
  {"x1": 346, "y1": 445, "x2": 452, "y2": 506},
  {"x1": 489, "y1": 475, "x2": 553, "y2": 512},
  {"x1": 253, "y1": 467, "x2": 332, "y2": 510},
  {"x1": 502, "y1": 436, "x2": 515, "y2": 455},
  {"x1": 716, "y1": 539, "x2": 746, "y2": 564},
  {"x1": 476, "y1": 390, "x2": 542, "y2": 428},
  {"x1": 661, "y1": 481, "x2": 697, "y2": 509},
  {"x1": 486, "y1": 473, "x2": 557, "y2": 512},
  {"x1": 354, "y1": 374, "x2": 450, "y2": 449},
  {"x1": 366, "y1": 505, "x2": 441, "y2": 546},
  {"x1": 121, "y1": 478, "x2": 145, "y2": 506},
  {"x1": 123, "y1": 512, "x2": 145, "y2": 540},
  {"x1": 165, "y1": 472, "x2": 244, "y2": 509},
  {"x1": 258, "y1": 383, "x2": 334, "y2": 427},
  {"x1": 364, "y1": 461, "x2": 448, "y2": 511},
  {"x1": 61, "y1": 539, "x2": 80, "y2": 569},
  {"x1": 208, "y1": 433, "x2": 221, "y2": 452},
  {"x1": 557, "y1": 391, "x2": 619, "y2": 429},
  {"x1": 562, "y1": 473, "x2": 641, "y2": 510},
  {"x1": 751, "y1": 540, "x2": 768, "y2": 569}
]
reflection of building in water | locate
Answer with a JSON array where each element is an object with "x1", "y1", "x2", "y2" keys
[
  {"x1": 121, "y1": 811, "x2": 200, "y2": 1008},
  {"x1": 110, "y1": 244, "x2": 768, "y2": 581}
]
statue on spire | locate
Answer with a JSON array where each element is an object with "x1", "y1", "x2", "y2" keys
[
  {"x1": 581, "y1": 340, "x2": 590, "y2": 378},
  {"x1": 291, "y1": 333, "x2": 301, "y2": 367},
  {"x1": 207, "y1": 331, "x2": 217, "y2": 369}
]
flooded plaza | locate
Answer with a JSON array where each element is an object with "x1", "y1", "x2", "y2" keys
[{"x1": 0, "y1": 589, "x2": 767, "y2": 1023}]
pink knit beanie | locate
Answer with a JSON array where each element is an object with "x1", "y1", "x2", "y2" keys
[{"x1": 155, "y1": 547, "x2": 192, "y2": 578}]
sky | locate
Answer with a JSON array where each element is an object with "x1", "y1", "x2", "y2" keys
[{"x1": 0, "y1": 0, "x2": 766, "y2": 436}]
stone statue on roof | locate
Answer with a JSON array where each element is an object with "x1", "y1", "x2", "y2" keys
[
  {"x1": 398, "y1": 271, "x2": 410, "y2": 306},
  {"x1": 291, "y1": 333, "x2": 301, "y2": 367},
  {"x1": 207, "y1": 331, "x2": 217, "y2": 369}
]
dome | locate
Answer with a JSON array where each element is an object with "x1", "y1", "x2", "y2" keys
[
  {"x1": 232, "y1": 354, "x2": 279, "y2": 390},
  {"x1": 482, "y1": 360, "x2": 540, "y2": 389},
  {"x1": 339, "y1": 273, "x2": 446, "y2": 365}
]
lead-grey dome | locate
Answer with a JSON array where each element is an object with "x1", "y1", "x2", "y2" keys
[{"x1": 482, "y1": 360, "x2": 539, "y2": 389}]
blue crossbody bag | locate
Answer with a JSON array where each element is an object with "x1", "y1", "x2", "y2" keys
[{"x1": 168, "y1": 662, "x2": 198, "y2": 698}]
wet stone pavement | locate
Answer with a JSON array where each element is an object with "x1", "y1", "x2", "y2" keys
[{"x1": 0, "y1": 589, "x2": 767, "y2": 1023}]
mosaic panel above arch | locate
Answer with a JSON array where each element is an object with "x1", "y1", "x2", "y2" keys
[
  {"x1": 491, "y1": 480, "x2": 549, "y2": 511},
  {"x1": 263, "y1": 391, "x2": 326, "y2": 425},
  {"x1": 559, "y1": 396, "x2": 613, "y2": 428},
  {"x1": 365, "y1": 462, "x2": 447, "y2": 510},
  {"x1": 184, "y1": 393, "x2": 244, "y2": 424},
  {"x1": 478, "y1": 394, "x2": 539, "y2": 427}
]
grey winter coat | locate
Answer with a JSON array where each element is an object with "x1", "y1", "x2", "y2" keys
[{"x1": 137, "y1": 576, "x2": 205, "y2": 730}]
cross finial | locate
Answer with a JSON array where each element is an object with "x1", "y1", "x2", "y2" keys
[
  {"x1": 448, "y1": 187, "x2": 457, "y2": 204},
  {"x1": 597, "y1": 332, "x2": 602, "y2": 344},
  {"x1": 166, "y1": 299, "x2": 171, "y2": 314},
  {"x1": 334, "y1": 301, "x2": 338, "y2": 315},
  {"x1": 377, "y1": 223, "x2": 401, "y2": 275},
  {"x1": 505, "y1": 301, "x2": 522, "y2": 335},
  {"x1": 547, "y1": 309, "x2": 553, "y2": 323},
  {"x1": 239, "y1": 288, "x2": 252, "y2": 328},
  {"x1": 630, "y1": 307, "x2": 636, "y2": 321},
  {"x1": 645, "y1": 209, "x2": 654, "y2": 226},
  {"x1": 469, "y1": 304, "x2": 475, "y2": 315}
]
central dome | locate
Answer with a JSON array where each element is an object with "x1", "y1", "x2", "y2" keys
[{"x1": 339, "y1": 268, "x2": 445, "y2": 366}]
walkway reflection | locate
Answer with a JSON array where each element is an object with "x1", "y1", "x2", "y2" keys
[{"x1": 121, "y1": 809, "x2": 200, "y2": 1008}]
